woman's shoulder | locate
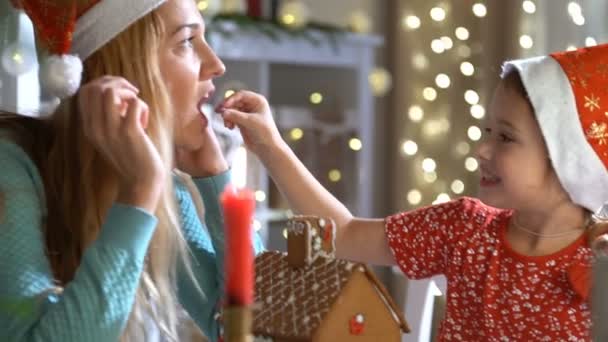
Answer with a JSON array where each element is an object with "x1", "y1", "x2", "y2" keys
[
  {"x1": 0, "y1": 136, "x2": 40, "y2": 176},
  {"x1": 0, "y1": 136, "x2": 45, "y2": 202}
]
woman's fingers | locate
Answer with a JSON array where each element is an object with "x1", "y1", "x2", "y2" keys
[
  {"x1": 98, "y1": 76, "x2": 139, "y2": 94},
  {"x1": 81, "y1": 77, "x2": 139, "y2": 136},
  {"x1": 123, "y1": 98, "x2": 148, "y2": 134},
  {"x1": 102, "y1": 88, "x2": 122, "y2": 131},
  {"x1": 77, "y1": 76, "x2": 164, "y2": 212}
]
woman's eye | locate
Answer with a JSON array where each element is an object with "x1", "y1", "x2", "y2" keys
[{"x1": 180, "y1": 37, "x2": 195, "y2": 48}]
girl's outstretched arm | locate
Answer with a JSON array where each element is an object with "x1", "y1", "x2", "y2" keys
[{"x1": 218, "y1": 91, "x2": 395, "y2": 265}]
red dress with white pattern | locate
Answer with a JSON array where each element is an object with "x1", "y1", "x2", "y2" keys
[{"x1": 385, "y1": 197, "x2": 592, "y2": 341}]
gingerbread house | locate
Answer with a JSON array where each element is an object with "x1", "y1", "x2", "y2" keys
[{"x1": 253, "y1": 216, "x2": 410, "y2": 342}]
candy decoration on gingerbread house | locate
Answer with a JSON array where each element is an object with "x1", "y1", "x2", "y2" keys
[{"x1": 253, "y1": 216, "x2": 410, "y2": 341}]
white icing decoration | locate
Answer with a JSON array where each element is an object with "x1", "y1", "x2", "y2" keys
[
  {"x1": 318, "y1": 218, "x2": 326, "y2": 228},
  {"x1": 355, "y1": 313, "x2": 365, "y2": 323},
  {"x1": 318, "y1": 251, "x2": 333, "y2": 259},
  {"x1": 311, "y1": 228, "x2": 317, "y2": 236},
  {"x1": 287, "y1": 220, "x2": 308, "y2": 234}
]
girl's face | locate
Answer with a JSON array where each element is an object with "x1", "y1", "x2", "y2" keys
[
  {"x1": 157, "y1": 0, "x2": 225, "y2": 150},
  {"x1": 475, "y1": 75, "x2": 570, "y2": 211}
]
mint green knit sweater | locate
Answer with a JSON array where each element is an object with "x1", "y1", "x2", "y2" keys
[{"x1": 0, "y1": 139, "x2": 264, "y2": 341}]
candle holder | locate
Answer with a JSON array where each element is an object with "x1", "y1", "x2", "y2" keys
[
  {"x1": 223, "y1": 305, "x2": 253, "y2": 342},
  {"x1": 220, "y1": 185, "x2": 256, "y2": 341}
]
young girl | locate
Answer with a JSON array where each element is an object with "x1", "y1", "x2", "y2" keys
[
  {"x1": 0, "y1": 0, "x2": 263, "y2": 341},
  {"x1": 217, "y1": 44, "x2": 608, "y2": 340}
]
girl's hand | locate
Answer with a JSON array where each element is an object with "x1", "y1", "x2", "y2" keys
[
  {"x1": 589, "y1": 220, "x2": 608, "y2": 256},
  {"x1": 78, "y1": 76, "x2": 165, "y2": 212},
  {"x1": 216, "y1": 90, "x2": 284, "y2": 159}
]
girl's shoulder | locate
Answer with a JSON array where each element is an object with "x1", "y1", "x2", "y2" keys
[
  {"x1": 399, "y1": 196, "x2": 509, "y2": 225},
  {"x1": 387, "y1": 196, "x2": 510, "y2": 244},
  {"x1": 444, "y1": 196, "x2": 511, "y2": 237},
  {"x1": 455, "y1": 196, "x2": 510, "y2": 221}
]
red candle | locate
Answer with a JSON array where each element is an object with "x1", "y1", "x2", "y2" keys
[
  {"x1": 220, "y1": 185, "x2": 256, "y2": 306},
  {"x1": 247, "y1": 0, "x2": 262, "y2": 18}
]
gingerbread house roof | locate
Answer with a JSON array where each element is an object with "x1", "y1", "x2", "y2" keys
[{"x1": 252, "y1": 250, "x2": 409, "y2": 339}]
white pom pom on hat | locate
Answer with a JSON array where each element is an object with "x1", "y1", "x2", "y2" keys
[{"x1": 39, "y1": 55, "x2": 83, "y2": 100}]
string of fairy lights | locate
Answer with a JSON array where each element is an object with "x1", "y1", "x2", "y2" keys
[
  {"x1": 195, "y1": 0, "x2": 391, "y2": 234},
  {"x1": 396, "y1": 0, "x2": 601, "y2": 209},
  {"x1": 399, "y1": 2, "x2": 487, "y2": 207}
]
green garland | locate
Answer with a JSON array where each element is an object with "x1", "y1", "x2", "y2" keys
[{"x1": 207, "y1": 13, "x2": 351, "y2": 50}]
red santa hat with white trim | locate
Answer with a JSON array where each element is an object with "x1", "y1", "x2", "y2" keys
[
  {"x1": 9, "y1": 0, "x2": 166, "y2": 101},
  {"x1": 502, "y1": 44, "x2": 608, "y2": 215}
]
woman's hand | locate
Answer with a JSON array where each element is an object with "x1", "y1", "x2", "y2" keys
[
  {"x1": 216, "y1": 90, "x2": 284, "y2": 160},
  {"x1": 78, "y1": 76, "x2": 165, "y2": 213},
  {"x1": 175, "y1": 124, "x2": 229, "y2": 177}
]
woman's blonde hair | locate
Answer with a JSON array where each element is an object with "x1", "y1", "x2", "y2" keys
[{"x1": 2, "y1": 8, "x2": 199, "y2": 341}]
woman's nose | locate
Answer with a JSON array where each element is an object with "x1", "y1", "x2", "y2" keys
[{"x1": 200, "y1": 44, "x2": 226, "y2": 79}]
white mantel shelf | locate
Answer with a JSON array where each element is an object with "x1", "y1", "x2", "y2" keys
[{"x1": 209, "y1": 24, "x2": 383, "y2": 68}]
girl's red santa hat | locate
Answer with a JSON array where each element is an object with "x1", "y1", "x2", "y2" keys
[
  {"x1": 10, "y1": 0, "x2": 167, "y2": 100},
  {"x1": 503, "y1": 44, "x2": 608, "y2": 216}
]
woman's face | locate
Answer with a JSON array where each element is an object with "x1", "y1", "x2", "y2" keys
[{"x1": 157, "y1": 0, "x2": 225, "y2": 150}]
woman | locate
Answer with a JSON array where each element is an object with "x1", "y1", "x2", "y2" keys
[{"x1": 0, "y1": 0, "x2": 263, "y2": 341}]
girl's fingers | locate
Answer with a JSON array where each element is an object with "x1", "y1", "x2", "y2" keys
[
  {"x1": 221, "y1": 108, "x2": 250, "y2": 128},
  {"x1": 217, "y1": 90, "x2": 258, "y2": 111}
]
